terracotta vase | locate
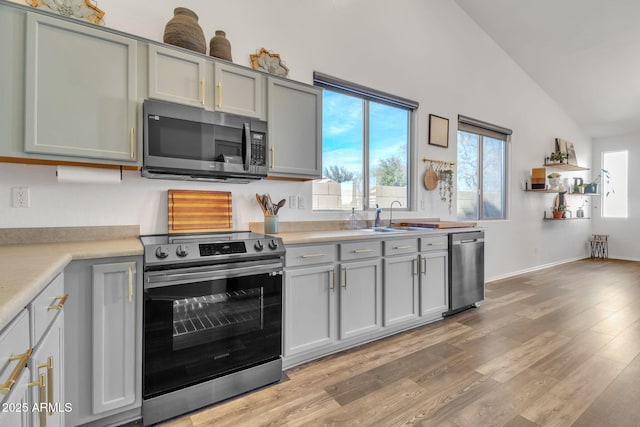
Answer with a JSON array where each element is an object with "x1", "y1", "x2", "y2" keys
[
  {"x1": 163, "y1": 7, "x2": 206, "y2": 54},
  {"x1": 552, "y1": 211, "x2": 563, "y2": 219},
  {"x1": 209, "y1": 30, "x2": 232, "y2": 61}
]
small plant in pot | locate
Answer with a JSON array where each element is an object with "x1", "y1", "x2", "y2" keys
[
  {"x1": 548, "y1": 152, "x2": 567, "y2": 164},
  {"x1": 552, "y1": 205, "x2": 566, "y2": 219},
  {"x1": 585, "y1": 169, "x2": 613, "y2": 196}
]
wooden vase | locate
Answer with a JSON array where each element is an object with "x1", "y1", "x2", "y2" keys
[
  {"x1": 163, "y1": 7, "x2": 206, "y2": 54},
  {"x1": 209, "y1": 30, "x2": 232, "y2": 61}
]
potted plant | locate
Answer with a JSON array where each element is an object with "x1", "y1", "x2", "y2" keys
[
  {"x1": 548, "y1": 152, "x2": 567, "y2": 164},
  {"x1": 585, "y1": 169, "x2": 613, "y2": 196},
  {"x1": 552, "y1": 205, "x2": 565, "y2": 219}
]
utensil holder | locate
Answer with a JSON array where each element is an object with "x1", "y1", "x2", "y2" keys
[{"x1": 264, "y1": 215, "x2": 279, "y2": 234}]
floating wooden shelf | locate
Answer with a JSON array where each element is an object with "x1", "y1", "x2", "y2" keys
[
  {"x1": 525, "y1": 189, "x2": 599, "y2": 196},
  {"x1": 543, "y1": 163, "x2": 589, "y2": 171},
  {"x1": 543, "y1": 217, "x2": 590, "y2": 221}
]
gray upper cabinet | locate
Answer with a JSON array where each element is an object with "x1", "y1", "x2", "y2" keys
[
  {"x1": 267, "y1": 78, "x2": 322, "y2": 178},
  {"x1": 148, "y1": 44, "x2": 208, "y2": 109},
  {"x1": 24, "y1": 13, "x2": 138, "y2": 163},
  {"x1": 213, "y1": 62, "x2": 264, "y2": 118}
]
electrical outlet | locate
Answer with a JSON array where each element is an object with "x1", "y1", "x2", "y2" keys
[
  {"x1": 289, "y1": 195, "x2": 297, "y2": 209},
  {"x1": 12, "y1": 187, "x2": 30, "y2": 208},
  {"x1": 297, "y1": 195, "x2": 305, "y2": 209}
]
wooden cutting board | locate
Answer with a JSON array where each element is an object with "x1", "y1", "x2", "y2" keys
[
  {"x1": 399, "y1": 220, "x2": 477, "y2": 229},
  {"x1": 168, "y1": 190, "x2": 233, "y2": 234}
]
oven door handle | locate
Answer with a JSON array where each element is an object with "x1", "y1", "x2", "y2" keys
[{"x1": 145, "y1": 262, "x2": 283, "y2": 289}]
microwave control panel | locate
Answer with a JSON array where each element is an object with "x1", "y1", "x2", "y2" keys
[{"x1": 250, "y1": 132, "x2": 267, "y2": 166}]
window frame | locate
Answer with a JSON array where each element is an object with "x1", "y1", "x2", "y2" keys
[
  {"x1": 313, "y1": 72, "x2": 418, "y2": 211},
  {"x1": 456, "y1": 116, "x2": 512, "y2": 221}
]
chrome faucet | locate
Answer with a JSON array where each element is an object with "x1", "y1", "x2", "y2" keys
[{"x1": 389, "y1": 200, "x2": 401, "y2": 227}]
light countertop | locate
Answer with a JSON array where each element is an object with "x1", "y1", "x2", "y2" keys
[
  {"x1": 0, "y1": 237, "x2": 143, "y2": 332},
  {"x1": 269, "y1": 227, "x2": 479, "y2": 245}
]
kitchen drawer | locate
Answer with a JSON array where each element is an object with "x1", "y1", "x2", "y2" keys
[
  {"x1": 340, "y1": 241, "x2": 382, "y2": 261},
  {"x1": 383, "y1": 238, "x2": 418, "y2": 256},
  {"x1": 286, "y1": 244, "x2": 337, "y2": 267},
  {"x1": 0, "y1": 309, "x2": 30, "y2": 399},
  {"x1": 420, "y1": 235, "x2": 448, "y2": 252},
  {"x1": 29, "y1": 273, "x2": 66, "y2": 347}
]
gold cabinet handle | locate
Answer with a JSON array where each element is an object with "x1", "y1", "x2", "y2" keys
[
  {"x1": 0, "y1": 348, "x2": 32, "y2": 395},
  {"x1": 48, "y1": 294, "x2": 68, "y2": 310},
  {"x1": 270, "y1": 146, "x2": 275, "y2": 169},
  {"x1": 342, "y1": 267, "x2": 347, "y2": 289},
  {"x1": 129, "y1": 128, "x2": 135, "y2": 159},
  {"x1": 200, "y1": 78, "x2": 205, "y2": 105},
  {"x1": 217, "y1": 82, "x2": 222, "y2": 107},
  {"x1": 329, "y1": 268, "x2": 335, "y2": 291},
  {"x1": 353, "y1": 249, "x2": 373, "y2": 254},
  {"x1": 28, "y1": 373, "x2": 46, "y2": 427},
  {"x1": 301, "y1": 253, "x2": 325, "y2": 258},
  {"x1": 413, "y1": 258, "x2": 418, "y2": 276},
  {"x1": 393, "y1": 245, "x2": 412, "y2": 250},
  {"x1": 422, "y1": 257, "x2": 427, "y2": 276},
  {"x1": 128, "y1": 265, "x2": 133, "y2": 303},
  {"x1": 37, "y1": 356, "x2": 54, "y2": 416}
]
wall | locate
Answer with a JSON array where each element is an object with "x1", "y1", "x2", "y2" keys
[
  {"x1": 0, "y1": 0, "x2": 593, "y2": 281},
  {"x1": 591, "y1": 132, "x2": 640, "y2": 260}
]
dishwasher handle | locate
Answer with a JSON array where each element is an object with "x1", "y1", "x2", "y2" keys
[{"x1": 454, "y1": 238, "x2": 484, "y2": 245}]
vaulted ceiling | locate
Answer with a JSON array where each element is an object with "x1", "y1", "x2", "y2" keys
[{"x1": 454, "y1": 0, "x2": 640, "y2": 139}]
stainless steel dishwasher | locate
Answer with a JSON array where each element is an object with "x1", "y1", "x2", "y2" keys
[{"x1": 447, "y1": 230, "x2": 484, "y2": 315}]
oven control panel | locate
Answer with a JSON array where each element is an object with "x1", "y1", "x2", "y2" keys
[{"x1": 142, "y1": 234, "x2": 285, "y2": 268}]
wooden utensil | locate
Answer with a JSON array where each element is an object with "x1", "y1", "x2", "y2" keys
[
  {"x1": 256, "y1": 193, "x2": 267, "y2": 214},
  {"x1": 424, "y1": 164, "x2": 438, "y2": 190}
]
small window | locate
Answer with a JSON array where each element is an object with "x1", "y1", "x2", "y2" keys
[
  {"x1": 602, "y1": 150, "x2": 627, "y2": 218},
  {"x1": 312, "y1": 73, "x2": 417, "y2": 211},
  {"x1": 456, "y1": 116, "x2": 511, "y2": 220}
]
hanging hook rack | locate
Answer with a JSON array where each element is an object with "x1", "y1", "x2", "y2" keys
[{"x1": 421, "y1": 158, "x2": 455, "y2": 167}]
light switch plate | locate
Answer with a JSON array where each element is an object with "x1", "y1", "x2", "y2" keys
[
  {"x1": 289, "y1": 195, "x2": 297, "y2": 209},
  {"x1": 297, "y1": 196, "x2": 305, "y2": 209}
]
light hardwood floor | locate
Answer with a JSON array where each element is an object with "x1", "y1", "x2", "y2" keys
[{"x1": 160, "y1": 259, "x2": 640, "y2": 426}]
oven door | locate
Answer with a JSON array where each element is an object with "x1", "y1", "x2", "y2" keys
[{"x1": 143, "y1": 260, "x2": 282, "y2": 400}]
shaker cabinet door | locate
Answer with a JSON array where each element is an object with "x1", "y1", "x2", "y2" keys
[
  {"x1": 148, "y1": 44, "x2": 208, "y2": 109},
  {"x1": 267, "y1": 78, "x2": 322, "y2": 178},
  {"x1": 213, "y1": 62, "x2": 264, "y2": 118},
  {"x1": 24, "y1": 13, "x2": 138, "y2": 163},
  {"x1": 383, "y1": 255, "x2": 419, "y2": 326}
]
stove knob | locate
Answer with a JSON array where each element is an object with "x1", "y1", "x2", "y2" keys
[
  {"x1": 254, "y1": 240, "x2": 264, "y2": 251},
  {"x1": 176, "y1": 244, "x2": 189, "y2": 257},
  {"x1": 155, "y1": 246, "x2": 169, "y2": 259},
  {"x1": 268, "y1": 239, "x2": 279, "y2": 250}
]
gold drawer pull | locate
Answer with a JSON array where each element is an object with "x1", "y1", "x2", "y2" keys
[
  {"x1": 353, "y1": 249, "x2": 373, "y2": 253},
  {"x1": 48, "y1": 294, "x2": 68, "y2": 310},
  {"x1": 0, "y1": 349, "x2": 32, "y2": 395},
  {"x1": 38, "y1": 356, "x2": 54, "y2": 415},
  {"x1": 28, "y1": 373, "x2": 46, "y2": 427},
  {"x1": 426, "y1": 242, "x2": 443, "y2": 246},
  {"x1": 393, "y1": 245, "x2": 412, "y2": 250},
  {"x1": 129, "y1": 128, "x2": 135, "y2": 159},
  {"x1": 302, "y1": 253, "x2": 325, "y2": 258}
]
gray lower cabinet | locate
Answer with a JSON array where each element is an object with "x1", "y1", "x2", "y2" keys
[
  {"x1": 24, "y1": 13, "x2": 138, "y2": 164},
  {"x1": 64, "y1": 257, "x2": 142, "y2": 427},
  {"x1": 419, "y1": 235, "x2": 449, "y2": 319},
  {"x1": 382, "y1": 254, "x2": 419, "y2": 326},
  {"x1": 267, "y1": 77, "x2": 322, "y2": 178},
  {"x1": 30, "y1": 312, "x2": 64, "y2": 427},
  {"x1": 338, "y1": 258, "x2": 382, "y2": 339},
  {"x1": 0, "y1": 310, "x2": 31, "y2": 427},
  {"x1": 284, "y1": 264, "x2": 336, "y2": 356}
]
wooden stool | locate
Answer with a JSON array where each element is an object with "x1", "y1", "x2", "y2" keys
[{"x1": 589, "y1": 234, "x2": 609, "y2": 260}]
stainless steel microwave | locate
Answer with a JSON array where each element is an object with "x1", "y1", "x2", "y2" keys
[{"x1": 141, "y1": 99, "x2": 268, "y2": 182}]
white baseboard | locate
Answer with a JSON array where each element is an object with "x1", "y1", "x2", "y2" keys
[{"x1": 487, "y1": 256, "x2": 586, "y2": 283}]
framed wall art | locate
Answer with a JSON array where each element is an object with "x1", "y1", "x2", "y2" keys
[{"x1": 428, "y1": 114, "x2": 449, "y2": 148}]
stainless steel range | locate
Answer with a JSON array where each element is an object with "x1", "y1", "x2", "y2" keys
[{"x1": 140, "y1": 231, "x2": 285, "y2": 425}]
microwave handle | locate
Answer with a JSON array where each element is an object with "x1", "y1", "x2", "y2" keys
[{"x1": 243, "y1": 123, "x2": 251, "y2": 171}]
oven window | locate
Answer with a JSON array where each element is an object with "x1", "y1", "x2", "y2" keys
[
  {"x1": 143, "y1": 272, "x2": 281, "y2": 399},
  {"x1": 172, "y1": 288, "x2": 262, "y2": 351}
]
